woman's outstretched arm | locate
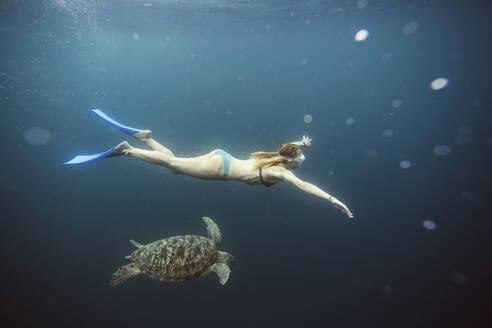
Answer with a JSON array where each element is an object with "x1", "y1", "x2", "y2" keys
[{"x1": 280, "y1": 169, "x2": 354, "y2": 218}]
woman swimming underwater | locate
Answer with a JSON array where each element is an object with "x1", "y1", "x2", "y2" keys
[{"x1": 65, "y1": 109, "x2": 353, "y2": 218}]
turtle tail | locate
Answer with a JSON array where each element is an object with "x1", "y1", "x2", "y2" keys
[{"x1": 110, "y1": 263, "x2": 140, "y2": 287}]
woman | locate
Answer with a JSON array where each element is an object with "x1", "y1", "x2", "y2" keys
[{"x1": 66, "y1": 109, "x2": 353, "y2": 218}]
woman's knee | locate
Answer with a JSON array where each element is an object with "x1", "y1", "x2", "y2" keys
[{"x1": 167, "y1": 156, "x2": 182, "y2": 170}]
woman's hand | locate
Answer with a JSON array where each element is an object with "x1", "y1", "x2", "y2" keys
[
  {"x1": 280, "y1": 169, "x2": 353, "y2": 219},
  {"x1": 301, "y1": 135, "x2": 312, "y2": 147},
  {"x1": 332, "y1": 200, "x2": 354, "y2": 218}
]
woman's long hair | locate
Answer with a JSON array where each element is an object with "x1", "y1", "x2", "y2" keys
[{"x1": 250, "y1": 143, "x2": 302, "y2": 170}]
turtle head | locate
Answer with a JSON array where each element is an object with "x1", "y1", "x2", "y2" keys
[{"x1": 217, "y1": 251, "x2": 235, "y2": 266}]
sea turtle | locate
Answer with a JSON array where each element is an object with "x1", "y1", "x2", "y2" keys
[{"x1": 110, "y1": 216, "x2": 235, "y2": 286}]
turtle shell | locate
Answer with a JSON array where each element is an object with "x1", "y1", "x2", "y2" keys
[{"x1": 131, "y1": 235, "x2": 217, "y2": 282}]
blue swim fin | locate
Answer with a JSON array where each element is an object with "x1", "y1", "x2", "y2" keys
[
  {"x1": 64, "y1": 141, "x2": 129, "y2": 165},
  {"x1": 90, "y1": 109, "x2": 151, "y2": 138}
]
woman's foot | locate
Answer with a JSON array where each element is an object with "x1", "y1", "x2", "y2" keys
[
  {"x1": 132, "y1": 129, "x2": 152, "y2": 139},
  {"x1": 113, "y1": 141, "x2": 131, "y2": 156}
]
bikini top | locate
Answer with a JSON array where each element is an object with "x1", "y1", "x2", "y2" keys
[{"x1": 258, "y1": 167, "x2": 276, "y2": 187}]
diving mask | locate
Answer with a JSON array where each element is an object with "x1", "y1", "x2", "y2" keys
[{"x1": 280, "y1": 153, "x2": 305, "y2": 165}]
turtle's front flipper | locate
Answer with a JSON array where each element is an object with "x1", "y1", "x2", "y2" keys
[
  {"x1": 110, "y1": 263, "x2": 141, "y2": 287},
  {"x1": 202, "y1": 216, "x2": 222, "y2": 246},
  {"x1": 130, "y1": 239, "x2": 143, "y2": 248},
  {"x1": 211, "y1": 263, "x2": 230, "y2": 285}
]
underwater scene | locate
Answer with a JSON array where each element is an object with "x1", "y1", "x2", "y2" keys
[{"x1": 1, "y1": 0, "x2": 491, "y2": 327}]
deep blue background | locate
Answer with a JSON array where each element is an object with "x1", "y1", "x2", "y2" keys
[{"x1": 1, "y1": 0, "x2": 491, "y2": 327}]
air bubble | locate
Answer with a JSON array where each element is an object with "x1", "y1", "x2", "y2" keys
[
  {"x1": 24, "y1": 127, "x2": 51, "y2": 146},
  {"x1": 400, "y1": 160, "x2": 411, "y2": 169},
  {"x1": 381, "y1": 128, "x2": 394, "y2": 138},
  {"x1": 391, "y1": 99, "x2": 402, "y2": 108},
  {"x1": 433, "y1": 145, "x2": 451, "y2": 156},
  {"x1": 430, "y1": 78, "x2": 449, "y2": 90},
  {"x1": 357, "y1": 0, "x2": 368, "y2": 9},
  {"x1": 355, "y1": 29, "x2": 369, "y2": 42},
  {"x1": 422, "y1": 220, "x2": 437, "y2": 230},
  {"x1": 403, "y1": 21, "x2": 419, "y2": 35}
]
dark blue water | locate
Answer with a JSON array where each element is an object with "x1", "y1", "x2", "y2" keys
[{"x1": 1, "y1": 0, "x2": 491, "y2": 327}]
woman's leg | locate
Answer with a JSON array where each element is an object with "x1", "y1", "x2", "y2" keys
[
  {"x1": 136, "y1": 137, "x2": 175, "y2": 157},
  {"x1": 131, "y1": 137, "x2": 181, "y2": 174},
  {"x1": 123, "y1": 146, "x2": 223, "y2": 179},
  {"x1": 123, "y1": 146, "x2": 174, "y2": 169}
]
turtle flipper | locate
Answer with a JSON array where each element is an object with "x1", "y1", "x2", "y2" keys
[
  {"x1": 130, "y1": 239, "x2": 143, "y2": 248},
  {"x1": 110, "y1": 263, "x2": 141, "y2": 287},
  {"x1": 202, "y1": 216, "x2": 222, "y2": 246},
  {"x1": 211, "y1": 263, "x2": 230, "y2": 285}
]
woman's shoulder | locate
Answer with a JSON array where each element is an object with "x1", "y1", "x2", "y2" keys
[
  {"x1": 264, "y1": 165, "x2": 285, "y2": 171},
  {"x1": 262, "y1": 165, "x2": 288, "y2": 177}
]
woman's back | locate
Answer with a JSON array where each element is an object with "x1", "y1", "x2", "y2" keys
[{"x1": 228, "y1": 157, "x2": 262, "y2": 184}]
